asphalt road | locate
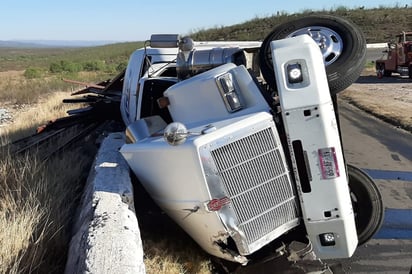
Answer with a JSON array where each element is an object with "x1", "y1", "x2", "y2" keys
[{"x1": 330, "y1": 100, "x2": 412, "y2": 274}]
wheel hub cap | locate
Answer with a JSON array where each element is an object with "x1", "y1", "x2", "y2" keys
[{"x1": 287, "y1": 26, "x2": 343, "y2": 66}]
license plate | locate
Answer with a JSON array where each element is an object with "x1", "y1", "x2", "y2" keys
[{"x1": 318, "y1": 147, "x2": 340, "y2": 179}]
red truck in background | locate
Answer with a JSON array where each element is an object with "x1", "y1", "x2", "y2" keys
[{"x1": 376, "y1": 31, "x2": 412, "y2": 79}]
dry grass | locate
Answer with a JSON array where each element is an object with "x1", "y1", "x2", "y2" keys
[
  {"x1": 0, "y1": 71, "x2": 67, "y2": 104},
  {"x1": 0, "y1": 91, "x2": 80, "y2": 144},
  {"x1": 0, "y1": 153, "x2": 45, "y2": 273},
  {"x1": 0, "y1": 86, "x2": 94, "y2": 272},
  {"x1": 143, "y1": 238, "x2": 213, "y2": 274},
  {"x1": 0, "y1": 145, "x2": 91, "y2": 273},
  {"x1": 0, "y1": 70, "x2": 106, "y2": 105}
]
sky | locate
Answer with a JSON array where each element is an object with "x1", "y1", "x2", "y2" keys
[{"x1": 0, "y1": 0, "x2": 410, "y2": 42}]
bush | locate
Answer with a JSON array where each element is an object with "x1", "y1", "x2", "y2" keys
[
  {"x1": 49, "y1": 60, "x2": 82, "y2": 74},
  {"x1": 23, "y1": 67, "x2": 43, "y2": 79},
  {"x1": 82, "y1": 60, "x2": 105, "y2": 72},
  {"x1": 64, "y1": 61, "x2": 82, "y2": 73}
]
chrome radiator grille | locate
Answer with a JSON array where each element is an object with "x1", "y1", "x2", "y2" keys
[{"x1": 210, "y1": 127, "x2": 299, "y2": 246}]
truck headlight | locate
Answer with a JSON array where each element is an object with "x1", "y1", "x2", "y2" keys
[
  {"x1": 319, "y1": 232, "x2": 336, "y2": 246},
  {"x1": 216, "y1": 73, "x2": 242, "y2": 112},
  {"x1": 284, "y1": 60, "x2": 309, "y2": 88},
  {"x1": 287, "y1": 63, "x2": 303, "y2": 83},
  {"x1": 219, "y1": 73, "x2": 234, "y2": 93}
]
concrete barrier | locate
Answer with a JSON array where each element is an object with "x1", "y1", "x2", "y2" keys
[{"x1": 65, "y1": 132, "x2": 145, "y2": 274}]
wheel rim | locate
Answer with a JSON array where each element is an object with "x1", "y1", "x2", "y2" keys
[{"x1": 286, "y1": 26, "x2": 343, "y2": 66}]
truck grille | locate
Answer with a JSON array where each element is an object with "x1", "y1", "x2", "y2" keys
[{"x1": 210, "y1": 127, "x2": 299, "y2": 247}]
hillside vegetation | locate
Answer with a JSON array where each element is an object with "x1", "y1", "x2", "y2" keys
[
  {"x1": 189, "y1": 6, "x2": 412, "y2": 43},
  {"x1": 0, "y1": 42, "x2": 144, "y2": 104},
  {"x1": 0, "y1": 42, "x2": 143, "y2": 72}
]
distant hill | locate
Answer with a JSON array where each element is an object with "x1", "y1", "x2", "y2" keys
[
  {"x1": 0, "y1": 40, "x2": 121, "y2": 48},
  {"x1": 0, "y1": 40, "x2": 46, "y2": 48},
  {"x1": 189, "y1": 6, "x2": 412, "y2": 43}
]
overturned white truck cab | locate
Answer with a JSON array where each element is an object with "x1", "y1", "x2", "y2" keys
[{"x1": 120, "y1": 15, "x2": 383, "y2": 265}]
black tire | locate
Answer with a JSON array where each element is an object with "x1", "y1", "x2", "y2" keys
[
  {"x1": 259, "y1": 15, "x2": 366, "y2": 96},
  {"x1": 383, "y1": 66, "x2": 392, "y2": 77},
  {"x1": 376, "y1": 63, "x2": 384, "y2": 79},
  {"x1": 409, "y1": 66, "x2": 412, "y2": 79},
  {"x1": 347, "y1": 164, "x2": 384, "y2": 245}
]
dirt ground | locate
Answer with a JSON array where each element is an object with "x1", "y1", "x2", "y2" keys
[{"x1": 339, "y1": 69, "x2": 412, "y2": 132}]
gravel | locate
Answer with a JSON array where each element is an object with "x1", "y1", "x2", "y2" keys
[{"x1": 0, "y1": 108, "x2": 12, "y2": 125}]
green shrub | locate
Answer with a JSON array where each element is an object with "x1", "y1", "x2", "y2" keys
[
  {"x1": 49, "y1": 60, "x2": 82, "y2": 73},
  {"x1": 23, "y1": 67, "x2": 43, "y2": 79},
  {"x1": 82, "y1": 60, "x2": 105, "y2": 71},
  {"x1": 49, "y1": 62, "x2": 63, "y2": 73},
  {"x1": 63, "y1": 61, "x2": 82, "y2": 73}
]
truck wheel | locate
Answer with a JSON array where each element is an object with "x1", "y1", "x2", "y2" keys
[
  {"x1": 347, "y1": 164, "x2": 384, "y2": 245},
  {"x1": 376, "y1": 63, "x2": 384, "y2": 79},
  {"x1": 259, "y1": 15, "x2": 366, "y2": 96},
  {"x1": 383, "y1": 67, "x2": 392, "y2": 77},
  {"x1": 409, "y1": 66, "x2": 412, "y2": 79}
]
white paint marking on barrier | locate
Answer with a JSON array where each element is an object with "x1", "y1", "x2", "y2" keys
[{"x1": 99, "y1": 162, "x2": 119, "y2": 168}]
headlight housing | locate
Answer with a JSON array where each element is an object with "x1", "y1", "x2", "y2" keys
[{"x1": 216, "y1": 72, "x2": 242, "y2": 112}]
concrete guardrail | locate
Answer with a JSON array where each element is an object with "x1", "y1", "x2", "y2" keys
[{"x1": 65, "y1": 132, "x2": 145, "y2": 274}]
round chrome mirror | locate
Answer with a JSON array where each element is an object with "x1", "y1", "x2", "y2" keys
[{"x1": 164, "y1": 122, "x2": 188, "y2": 146}]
